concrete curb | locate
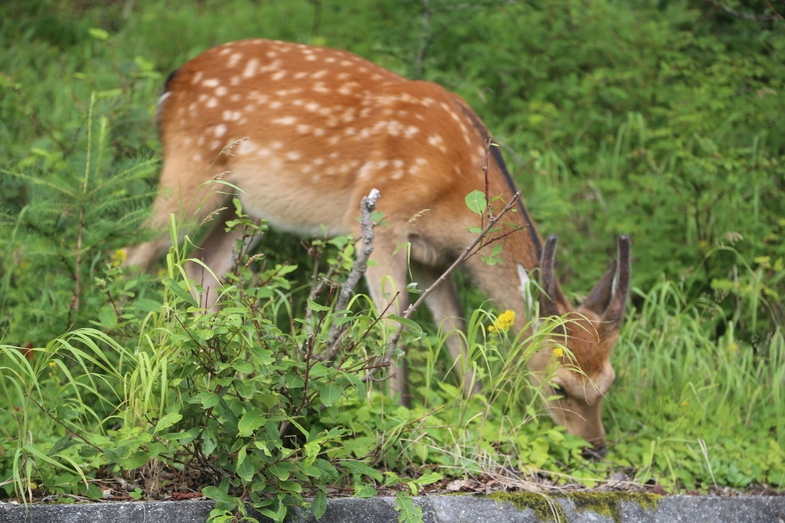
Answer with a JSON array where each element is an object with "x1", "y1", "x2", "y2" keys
[{"x1": 1, "y1": 495, "x2": 783, "y2": 522}]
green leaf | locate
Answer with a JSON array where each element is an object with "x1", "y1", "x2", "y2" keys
[
  {"x1": 311, "y1": 490, "x2": 327, "y2": 519},
  {"x1": 122, "y1": 451, "x2": 151, "y2": 470},
  {"x1": 236, "y1": 457, "x2": 255, "y2": 483},
  {"x1": 202, "y1": 486, "x2": 236, "y2": 505},
  {"x1": 202, "y1": 431, "x2": 217, "y2": 457},
  {"x1": 162, "y1": 278, "x2": 198, "y2": 307},
  {"x1": 394, "y1": 492, "x2": 422, "y2": 523},
  {"x1": 278, "y1": 480, "x2": 302, "y2": 493},
  {"x1": 88, "y1": 28, "x2": 109, "y2": 40},
  {"x1": 153, "y1": 413, "x2": 183, "y2": 434},
  {"x1": 238, "y1": 410, "x2": 267, "y2": 437},
  {"x1": 465, "y1": 190, "x2": 487, "y2": 215},
  {"x1": 343, "y1": 460, "x2": 383, "y2": 482},
  {"x1": 319, "y1": 382, "x2": 342, "y2": 406},
  {"x1": 97, "y1": 305, "x2": 117, "y2": 328},
  {"x1": 308, "y1": 299, "x2": 331, "y2": 312},
  {"x1": 414, "y1": 471, "x2": 442, "y2": 486},
  {"x1": 354, "y1": 485, "x2": 377, "y2": 498},
  {"x1": 134, "y1": 55, "x2": 154, "y2": 71},
  {"x1": 387, "y1": 315, "x2": 422, "y2": 333}
]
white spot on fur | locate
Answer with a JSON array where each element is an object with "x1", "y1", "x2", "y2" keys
[
  {"x1": 428, "y1": 134, "x2": 445, "y2": 151},
  {"x1": 215, "y1": 86, "x2": 227, "y2": 96},
  {"x1": 243, "y1": 59, "x2": 258, "y2": 78},
  {"x1": 296, "y1": 124, "x2": 311, "y2": 134},
  {"x1": 214, "y1": 124, "x2": 227, "y2": 137},
  {"x1": 387, "y1": 120, "x2": 404, "y2": 136},
  {"x1": 313, "y1": 82, "x2": 330, "y2": 94},
  {"x1": 230, "y1": 94, "x2": 241, "y2": 102},
  {"x1": 311, "y1": 70, "x2": 327, "y2": 79},
  {"x1": 271, "y1": 70, "x2": 286, "y2": 81},
  {"x1": 203, "y1": 78, "x2": 220, "y2": 88},
  {"x1": 192, "y1": 71, "x2": 203, "y2": 84},
  {"x1": 206, "y1": 98, "x2": 218, "y2": 108},
  {"x1": 286, "y1": 151, "x2": 302, "y2": 161},
  {"x1": 238, "y1": 141, "x2": 257, "y2": 155},
  {"x1": 228, "y1": 53, "x2": 243, "y2": 68},
  {"x1": 192, "y1": 153, "x2": 202, "y2": 162},
  {"x1": 273, "y1": 116, "x2": 297, "y2": 125},
  {"x1": 404, "y1": 126, "x2": 420, "y2": 139},
  {"x1": 248, "y1": 91, "x2": 268, "y2": 103},
  {"x1": 358, "y1": 161, "x2": 374, "y2": 178}
]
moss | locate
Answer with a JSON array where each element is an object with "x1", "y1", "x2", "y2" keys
[
  {"x1": 566, "y1": 492, "x2": 661, "y2": 523},
  {"x1": 488, "y1": 492, "x2": 568, "y2": 522},
  {"x1": 488, "y1": 491, "x2": 661, "y2": 523}
]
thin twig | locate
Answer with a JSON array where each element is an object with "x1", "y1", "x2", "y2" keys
[
  {"x1": 364, "y1": 191, "x2": 522, "y2": 382},
  {"x1": 321, "y1": 189, "x2": 381, "y2": 361}
]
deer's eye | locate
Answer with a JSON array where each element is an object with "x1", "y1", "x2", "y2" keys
[{"x1": 551, "y1": 383, "x2": 566, "y2": 399}]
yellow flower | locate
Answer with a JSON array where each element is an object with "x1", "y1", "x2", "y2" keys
[
  {"x1": 111, "y1": 249, "x2": 127, "y2": 267},
  {"x1": 489, "y1": 310, "x2": 516, "y2": 333},
  {"x1": 49, "y1": 361, "x2": 57, "y2": 369},
  {"x1": 553, "y1": 347, "x2": 564, "y2": 359}
]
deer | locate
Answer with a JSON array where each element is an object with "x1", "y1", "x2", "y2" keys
[{"x1": 124, "y1": 38, "x2": 631, "y2": 457}]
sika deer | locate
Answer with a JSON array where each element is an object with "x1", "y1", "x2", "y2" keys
[{"x1": 124, "y1": 39, "x2": 631, "y2": 455}]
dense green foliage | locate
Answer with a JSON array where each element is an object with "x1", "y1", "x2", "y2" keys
[{"x1": 1, "y1": 0, "x2": 783, "y2": 520}]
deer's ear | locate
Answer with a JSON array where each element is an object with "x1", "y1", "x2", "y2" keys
[
  {"x1": 583, "y1": 259, "x2": 616, "y2": 315},
  {"x1": 538, "y1": 235, "x2": 562, "y2": 318},
  {"x1": 603, "y1": 235, "x2": 631, "y2": 329}
]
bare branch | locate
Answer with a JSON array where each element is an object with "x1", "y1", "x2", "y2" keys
[{"x1": 321, "y1": 189, "x2": 381, "y2": 360}]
